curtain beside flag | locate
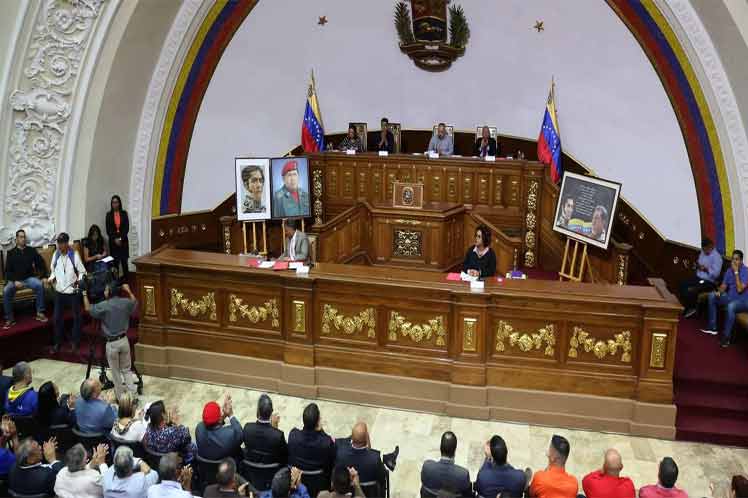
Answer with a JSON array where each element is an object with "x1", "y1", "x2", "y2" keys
[
  {"x1": 537, "y1": 82, "x2": 562, "y2": 183},
  {"x1": 301, "y1": 72, "x2": 325, "y2": 152}
]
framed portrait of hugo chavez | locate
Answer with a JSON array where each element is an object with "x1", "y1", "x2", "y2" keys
[
  {"x1": 235, "y1": 157, "x2": 271, "y2": 221},
  {"x1": 270, "y1": 157, "x2": 311, "y2": 220},
  {"x1": 552, "y1": 172, "x2": 621, "y2": 250}
]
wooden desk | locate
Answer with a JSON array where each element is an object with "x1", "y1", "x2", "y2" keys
[{"x1": 135, "y1": 248, "x2": 680, "y2": 437}]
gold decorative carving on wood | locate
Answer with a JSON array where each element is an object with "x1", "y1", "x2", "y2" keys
[
  {"x1": 322, "y1": 304, "x2": 376, "y2": 337},
  {"x1": 372, "y1": 171, "x2": 381, "y2": 196},
  {"x1": 143, "y1": 285, "x2": 156, "y2": 316},
  {"x1": 388, "y1": 311, "x2": 446, "y2": 346},
  {"x1": 358, "y1": 171, "x2": 367, "y2": 196},
  {"x1": 495, "y1": 320, "x2": 555, "y2": 356},
  {"x1": 228, "y1": 295, "x2": 279, "y2": 328},
  {"x1": 343, "y1": 170, "x2": 353, "y2": 196},
  {"x1": 509, "y1": 179, "x2": 520, "y2": 204},
  {"x1": 312, "y1": 169, "x2": 323, "y2": 225},
  {"x1": 524, "y1": 180, "x2": 539, "y2": 268},
  {"x1": 222, "y1": 225, "x2": 231, "y2": 255},
  {"x1": 447, "y1": 176, "x2": 457, "y2": 200},
  {"x1": 494, "y1": 177, "x2": 503, "y2": 205},
  {"x1": 616, "y1": 254, "x2": 628, "y2": 286},
  {"x1": 650, "y1": 332, "x2": 667, "y2": 368},
  {"x1": 329, "y1": 169, "x2": 338, "y2": 195},
  {"x1": 463, "y1": 175, "x2": 473, "y2": 201},
  {"x1": 568, "y1": 326, "x2": 631, "y2": 363},
  {"x1": 170, "y1": 288, "x2": 216, "y2": 321},
  {"x1": 293, "y1": 300, "x2": 306, "y2": 334},
  {"x1": 392, "y1": 219, "x2": 421, "y2": 226},
  {"x1": 432, "y1": 175, "x2": 441, "y2": 198},
  {"x1": 393, "y1": 229, "x2": 422, "y2": 257},
  {"x1": 462, "y1": 317, "x2": 477, "y2": 352},
  {"x1": 387, "y1": 173, "x2": 396, "y2": 199}
]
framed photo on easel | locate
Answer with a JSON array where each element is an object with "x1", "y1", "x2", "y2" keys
[
  {"x1": 235, "y1": 157, "x2": 271, "y2": 221},
  {"x1": 552, "y1": 172, "x2": 621, "y2": 250}
]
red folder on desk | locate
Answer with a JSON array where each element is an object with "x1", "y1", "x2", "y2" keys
[
  {"x1": 272, "y1": 261, "x2": 289, "y2": 271},
  {"x1": 446, "y1": 273, "x2": 461, "y2": 281},
  {"x1": 247, "y1": 259, "x2": 261, "y2": 268}
]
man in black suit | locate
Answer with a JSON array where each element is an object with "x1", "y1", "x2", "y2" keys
[
  {"x1": 335, "y1": 422, "x2": 387, "y2": 496},
  {"x1": 420, "y1": 431, "x2": 473, "y2": 498},
  {"x1": 196, "y1": 394, "x2": 243, "y2": 461},
  {"x1": 287, "y1": 402, "x2": 336, "y2": 497},
  {"x1": 8, "y1": 437, "x2": 63, "y2": 495},
  {"x1": 473, "y1": 126, "x2": 499, "y2": 158},
  {"x1": 242, "y1": 394, "x2": 288, "y2": 490}
]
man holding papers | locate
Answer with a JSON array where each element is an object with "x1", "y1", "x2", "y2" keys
[{"x1": 280, "y1": 220, "x2": 309, "y2": 263}]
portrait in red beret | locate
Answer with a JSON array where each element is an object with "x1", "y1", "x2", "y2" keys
[{"x1": 271, "y1": 157, "x2": 310, "y2": 219}]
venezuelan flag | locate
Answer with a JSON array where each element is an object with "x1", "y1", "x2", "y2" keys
[
  {"x1": 537, "y1": 82, "x2": 562, "y2": 183},
  {"x1": 301, "y1": 72, "x2": 325, "y2": 152}
]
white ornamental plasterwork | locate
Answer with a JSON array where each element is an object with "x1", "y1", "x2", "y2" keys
[
  {"x1": 128, "y1": 0, "x2": 205, "y2": 258},
  {"x1": 2, "y1": 0, "x2": 105, "y2": 248},
  {"x1": 660, "y1": 0, "x2": 748, "y2": 250}
]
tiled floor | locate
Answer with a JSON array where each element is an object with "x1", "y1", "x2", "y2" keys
[{"x1": 27, "y1": 359, "x2": 747, "y2": 498}]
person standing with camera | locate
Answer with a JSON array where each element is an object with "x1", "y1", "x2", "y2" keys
[
  {"x1": 82, "y1": 283, "x2": 138, "y2": 401},
  {"x1": 46, "y1": 233, "x2": 86, "y2": 354}
]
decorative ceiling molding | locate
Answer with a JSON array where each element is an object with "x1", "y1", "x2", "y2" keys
[
  {"x1": 1, "y1": 0, "x2": 110, "y2": 247},
  {"x1": 659, "y1": 0, "x2": 748, "y2": 251},
  {"x1": 128, "y1": 0, "x2": 206, "y2": 258}
]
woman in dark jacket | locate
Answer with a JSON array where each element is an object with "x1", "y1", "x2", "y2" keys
[
  {"x1": 463, "y1": 224, "x2": 497, "y2": 278},
  {"x1": 106, "y1": 194, "x2": 130, "y2": 279},
  {"x1": 35, "y1": 381, "x2": 75, "y2": 441}
]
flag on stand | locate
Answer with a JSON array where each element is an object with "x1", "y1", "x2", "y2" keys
[
  {"x1": 301, "y1": 71, "x2": 325, "y2": 152},
  {"x1": 537, "y1": 81, "x2": 562, "y2": 183}
]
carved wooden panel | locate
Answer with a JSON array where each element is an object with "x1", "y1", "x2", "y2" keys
[
  {"x1": 478, "y1": 174, "x2": 489, "y2": 204},
  {"x1": 342, "y1": 167, "x2": 354, "y2": 199},
  {"x1": 387, "y1": 309, "x2": 447, "y2": 349},
  {"x1": 320, "y1": 302, "x2": 377, "y2": 343},
  {"x1": 494, "y1": 176, "x2": 504, "y2": 206},
  {"x1": 226, "y1": 292, "x2": 281, "y2": 335},
  {"x1": 491, "y1": 318, "x2": 558, "y2": 361},
  {"x1": 567, "y1": 324, "x2": 635, "y2": 368}
]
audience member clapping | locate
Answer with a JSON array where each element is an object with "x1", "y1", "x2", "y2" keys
[
  {"x1": 475, "y1": 435, "x2": 529, "y2": 498},
  {"x1": 318, "y1": 464, "x2": 365, "y2": 498},
  {"x1": 76, "y1": 378, "x2": 117, "y2": 433},
  {"x1": 582, "y1": 448, "x2": 635, "y2": 498},
  {"x1": 143, "y1": 400, "x2": 195, "y2": 463},
  {"x1": 639, "y1": 457, "x2": 688, "y2": 498},
  {"x1": 54, "y1": 442, "x2": 108, "y2": 498},
  {"x1": 8, "y1": 436, "x2": 62, "y2": 496},
  {"x1": 420, "y1": 431, "x2": 472, "y2": 498},
  {"x1": 203, "y1": 457, "x2": 254, "y2": 497},
  {"x1": 287, "y1": 402, "x2": 336, "y2": 496},
  {"x1": 0, "y1": 416, "x2": 18, "y2": 477},
  {"x1": 335, "y1": 422, "x2": 387, "y2": 496},
  {"x1": 111, "y1": 391, "x2": 147, "y2": 442},
  {"x1": 5, "y1": 361, "x2": 37, "y2": 416},
  {"x1": 260, "y1": 466, "x2": 309, "y2": 498},
  {"x1": 36, "y1": 380, "x2": 76, "y2": 437},
  {"x1": 196, "y1": 393, "x2": 243, "y2": 461},
  {"x1": 529, "y1": 435, "x2": 578, "y2": 498},
  {"x1": 103, "y1": 445, "x2": 158, "y2": 498},
  {"x1": 243, "y1": 393, "x2": 288, "y2": 468},
  {"x1": 146, "y1": 451, "x2": 192, "y2": 497}
]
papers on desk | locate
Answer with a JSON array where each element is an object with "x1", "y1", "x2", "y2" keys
[
  {"x1": 258, "y1": 261, "x2": 275, "y2": 269},
  {"x1": 470, "y1": 280, "x2": 484, "y2": 292},
  {"x1": 345, "y1": 149, "x2": 356, "y2": 155},
  {"x1": 427, "y1": 151, "x2": 439, "y2": 159},
  {"x1": 445, "y1": 272, "x2": 480, "y2": 283},
  {"x1": 289, "y1": 262, "x2": 304, "y2": 269},
  {"x1": 460, "y1": 271, "x2": 478, "y2": 282},
  {"x1": 101, "y1": 256, "x2": 114, "y2": 263},
  {"x1": 378, "y1": 151, "x2": 389, "y2": 156},
  {"x1": 272, "y1": 261, "x2": 289, "y2": 271},
  {"x1": 484, "y1": 155, "x2": 496, "y2": 162}
]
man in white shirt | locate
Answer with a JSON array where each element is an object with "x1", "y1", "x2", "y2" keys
[
  {"x1": 103, "y1": 446, "x2": 159, "y2": 498},
  {"x1": 54, "y1": 443, "x2": 108, "y2": 498},
  {"x1": 146, "y1": 452, "x2": 193, "y2": 498},
  {"x1": 46, "y1": 232, "x2": 86, "y2": 353}
]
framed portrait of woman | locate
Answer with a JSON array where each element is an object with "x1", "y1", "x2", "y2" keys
[{"x1": 235, "y1": 157, "x2": 271, "y2": 221}]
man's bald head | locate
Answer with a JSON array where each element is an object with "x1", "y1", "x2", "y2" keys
[
  {"x1": 351, "y1": 422, "x2": 368, "y2": 448},
  {"x1": 603, "y1": 449, "x2": 623, "y2": 476}
]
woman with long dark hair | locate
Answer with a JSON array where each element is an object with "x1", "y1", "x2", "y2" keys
[
  {"x1": 105, "y1": 195, "x2": 130, "y2": 279},
  {"x1": 35, "y1": 381, "x2": 75, "y2": 440},
  {"x1": 143, "y1": 400, "x2": 195, "y2": 463},
  {"x1": 83, "y1": 224, "x2": 108, "y2": 273}
]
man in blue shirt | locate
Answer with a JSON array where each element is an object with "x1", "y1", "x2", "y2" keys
[
  {"x1": 74, "y1": 378, "x2": 116, "y2": 433},
  {"x1": 702, "y1": 249, "x2": 748, "y2": 347},
  {"x1": 679, "y1": 237, "x2": 723, "y2": 318},
  {"x1": 475, "y1": 435, "x2": 530, "y2": 498}
]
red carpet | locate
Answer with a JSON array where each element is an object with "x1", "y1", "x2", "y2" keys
[{"x1": 674, "y1": 315, "x2": 748, "y2": 446}]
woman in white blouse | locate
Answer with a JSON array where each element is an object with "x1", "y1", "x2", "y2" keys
[{"x1": 110, "y1": 392, "x2": 146, "y2": 442}]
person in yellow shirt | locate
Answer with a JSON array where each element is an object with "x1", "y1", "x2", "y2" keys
[{"x1": 530, "y1": 435, "x2": 578, "y2": 498}]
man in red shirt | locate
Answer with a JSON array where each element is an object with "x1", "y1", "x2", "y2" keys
[
  {"x1": 582, "y1": 449, "x2": 635, "y2": 498},
  {"x1": 639, "y1": 457, "x2": 688, "y2": 498},
  {"x1": 530, "y1": 435, "x2": 578, "y2": 498}
]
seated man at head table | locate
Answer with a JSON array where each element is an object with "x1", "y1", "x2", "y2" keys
[
  {"x1": 374, "y1": 117, "x2": 395, "y2": 153},
  {"x1": 338, "y1": 125, "x2": 363, "y2": 152},
  {"x1": 428, "y1": 123, "x2": 454, "y2": 156},
  {"x1": 474, "y1": 126, "x2": 499, "y2": 158},
  {"x1": 462, "y1": 224, "x2": 497, "y2": 279},
  {"x1": 279, "y1": 219, "x2": 309, "y2": 263}
]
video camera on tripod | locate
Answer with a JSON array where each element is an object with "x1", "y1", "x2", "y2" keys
[{"x1": 78, "y1": 265, "x2": 119, "y2": 304}]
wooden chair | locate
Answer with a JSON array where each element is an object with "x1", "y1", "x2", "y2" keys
[
  {"x1": 108, "y1": 433, "x2": 145, "y2": 459},
  {"x1": 432, "y1": 124, "x2": 454, "y2": 136},
  {"x1": 388, "y1": 122, "x2": 402, "y2": 153},
  {"x1": 195, "y1": 453, "x2": 223, "y2": 491},
  {"x1": 299, "y1": 468, "x2": 327, "y2": 498},
  {"x1": 48, "y1": 424, "x2": 75, "y2": 455},
  {"x1": 10, "y1": 415, "x2": 38, "y2": 440},
  {"x1": 72, "y1": 428, "x2": 108, "y2": 456},
  {"x1": 239, "y1": 450, "x2": 282, "y2": 492},
  {"x1": 143, "y1": 445, "x2": 167, "y2": 471}
]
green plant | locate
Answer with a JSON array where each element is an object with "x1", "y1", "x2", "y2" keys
[
  {"x1": 449, "y1": 4, "x2": 470, "y2": 49},
  {"x1": 394, "y1": 2, "x2": 415, "y2": 45}
]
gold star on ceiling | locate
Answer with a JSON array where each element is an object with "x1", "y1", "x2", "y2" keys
[
  {"x1": 534, "y1": 20, "x2": 544, "y2": 32},
  {"x1": 318, "y1": 16, "x2": 328, "y2": 26}
]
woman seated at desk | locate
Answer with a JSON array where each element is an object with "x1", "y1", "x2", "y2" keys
[
  {"x1": 338, "y1": 125, "x2": 363, "y2": 152},
  {"x1": 463, "y1": 224, "x2": 497, "y2": 278}
]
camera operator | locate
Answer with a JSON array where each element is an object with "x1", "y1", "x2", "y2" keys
[{"x1": 82, "y1": 282, "x2": 138, "y2": 401}]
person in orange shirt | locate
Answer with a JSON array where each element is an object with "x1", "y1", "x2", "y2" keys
[
  {"x1": 529, "y1": 435, "x2": 578, "y2": 498},
  {"x1": 582, "y1": 449, "x2": 635, "y2": 498}
]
